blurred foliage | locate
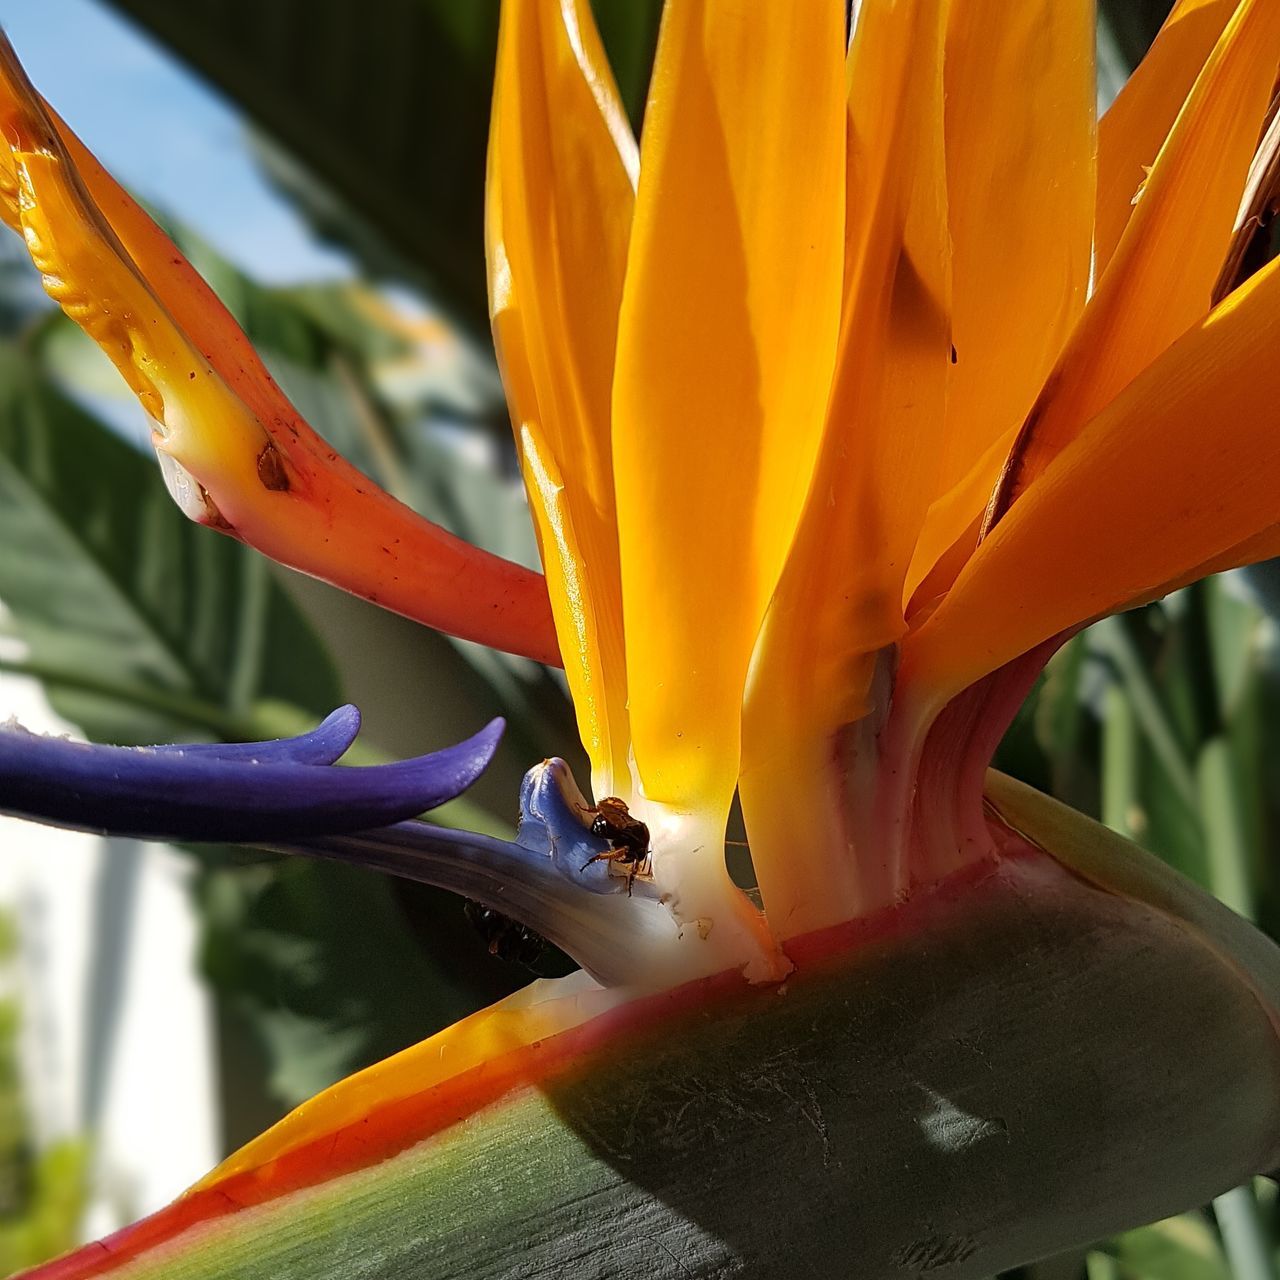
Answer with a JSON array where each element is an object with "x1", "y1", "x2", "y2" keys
[
  {"x1": 196, "y1": 856, "x2": 520, "y2": 1114},
  {"x1": 1101, "y1": 0, "x2": 1181, "y2": 70},
  {"x1": 0, "y1": 220, "x2": 569, "y2": 1133},
  {"x1": 0, "y1": 274, "x2": 531, "y2": 1125},
  {"x1": 0, "y1": 913, "x2": 89, "y2": 1277},
  {"x1": 0, "y1": 341, "x2": 340, "y2": 745},
  {"x1": 993, "y1": 579, "x2": 1280, "y2": 1279},
  {"x1": 1088, "y1": 1213, "x2": 1234, "y2": 1280}
]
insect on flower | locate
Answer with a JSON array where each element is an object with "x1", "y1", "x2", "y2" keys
[{"x1": 580, "y1": 795, "x2": 652, "y2": 893}]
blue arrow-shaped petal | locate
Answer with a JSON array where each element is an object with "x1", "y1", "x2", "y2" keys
[{"x1": 0, "y1": 711, "x2": 503, "y2": 841}]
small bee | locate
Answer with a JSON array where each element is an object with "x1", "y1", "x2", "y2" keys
[{"x1": 580, "y1": 796, "x2": 651, "y2": 893}]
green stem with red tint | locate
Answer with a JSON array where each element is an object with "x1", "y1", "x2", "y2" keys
[{"x1": 25, "y1": 782, "x2": 1280, "y2": 1280}]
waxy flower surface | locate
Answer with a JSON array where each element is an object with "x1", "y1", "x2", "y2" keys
[{"x1": 3, "y1": 0, "x2": 1280, "y2": 1276}]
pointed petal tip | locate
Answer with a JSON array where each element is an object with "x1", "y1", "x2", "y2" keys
[
  {"x1": 471, "y1": 715, "x2": 506, "y2": 762},
  {"x1": 313, "y1": 703, "x2": 362, "y2": 759},
  {"x1": 443, "y1": 715, "x2": 506, "y2": 788},
  {"x1": 148, "y1": 704, "x2": 363, "y2": 765}
]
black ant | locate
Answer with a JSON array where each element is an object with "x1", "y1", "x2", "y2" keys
[{"x1": 580, "y1": 796, "x2": 651, "y2": 894}]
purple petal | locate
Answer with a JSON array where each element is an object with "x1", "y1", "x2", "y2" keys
[
  {"x1": 0, "y1": 713, "x2": 503, "y2": 841},
  {"x1": 146, "y1": 705, "x2": 362, "y2": 765}
]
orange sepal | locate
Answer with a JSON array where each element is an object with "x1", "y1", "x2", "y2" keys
[{"x1": 0, "y1": 37, "x2": 559, "y2": 666}]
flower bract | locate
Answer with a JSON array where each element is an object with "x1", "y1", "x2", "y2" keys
[{"x1": 3, "y1": 0, "x2": 1280, "y2": 1275}]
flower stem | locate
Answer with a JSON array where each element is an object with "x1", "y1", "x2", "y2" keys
[
  {"x1": 1197, "y1": 735, "x2": 1256, "y2": 921},
  {"x1": 1092, "y1": 615, "x2": 1199, "y2": 813},
  {"x1": 1100, "y1": 681, "x2": 1142, "y2": 840}
]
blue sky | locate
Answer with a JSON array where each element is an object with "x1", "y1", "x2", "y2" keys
[{"x1": 0, "y1": 0, "x2": 350, "y2": 283}]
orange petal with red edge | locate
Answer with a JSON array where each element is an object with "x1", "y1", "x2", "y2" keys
[{"x1": 0, "y1": 35, "x2": 558, "y2": 665}]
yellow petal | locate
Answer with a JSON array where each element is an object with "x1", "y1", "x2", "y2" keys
[
  {"x1": 937, "y1": 0, "x2": 1095, "y2": 518},
  {"x1": 1096, "y1": 0, "x2": 1238, "y2": 276},
  {"x1": 901, "y1": 253, "x2": 1280, "y2": 706},
  {"x1": 875, "y1": 0, "x2": 1096, "y2": 622},
  {"x1": 741, "y1": 0, "x2": 951, "y2": 933},
  {"x1": 487, "y1": 0, "x2": 636, "y2": 793},
  {"x1": 903, "y1": 424, "x2": 1017, "y2": 613},
  {"x1": 991, "y1": 0, "x2": 1280, "y2": 517},
  {"x1": 611, "y1": 0, "x2": 845, "y2": 819}
]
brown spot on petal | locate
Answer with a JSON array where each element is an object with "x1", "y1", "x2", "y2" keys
[
  {"x1": 981, "y1": 367, "x2": 1062, "y2": 540},
  {"x1": 256, "y1": 442, "x2": 291, "y2": 492},
  {"x1": 1214, "y1": 90, "x2": 1280, "y2": 305},
  {"x1": 197, "y1": 484, "x2": 233, "y2": 531}
]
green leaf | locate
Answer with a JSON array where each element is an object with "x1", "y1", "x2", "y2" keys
[
  {"x1": 1098, "y1": 1213, "x2": 1231, "y2": 1280},
  {"x1": 103, "y1": 0, "x2": 499, "y2": 339},
  {"x1": 1032, "y1": 634, "x2": 1097, "y2": 811},
  {"x1": 1091, "y1": 614, "x2": 1199, "y2": 816},
  {"x1": 1204, "y1": 576, "x2": 1260, "y2": 721},
  {"x1": 1212, "y1": 1185, "x2": 1280, "y2": 1280},
  {"x1": 0, "y1": 345, "x2": 339, "y2": 743},
  {"x1": 195, "y1": 858, "x2": 527, "y2": 1113}
]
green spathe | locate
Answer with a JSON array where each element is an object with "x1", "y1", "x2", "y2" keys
[{"x1": 43, "y1": 779, "x2": 1280, "y2": 1280}]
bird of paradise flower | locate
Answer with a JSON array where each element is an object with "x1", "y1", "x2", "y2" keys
[{"x1": 2, "y1": 0, "x2": 1280, "y2": 1276}]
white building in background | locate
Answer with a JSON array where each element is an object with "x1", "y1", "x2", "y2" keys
[{"x1": 0, "y1": 668, "x2": 219, "y2": 1240}]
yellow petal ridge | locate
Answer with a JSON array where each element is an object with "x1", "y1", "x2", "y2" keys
[
  {"x1": 742, "y1": 0, "x2": 951, "y2": 935},
  {"x1": 611, "y1": 0, "x2": 845, "y2": 829},
  {"x1": 487, "y1": 0, "x2": 637, "y2": 792}
]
